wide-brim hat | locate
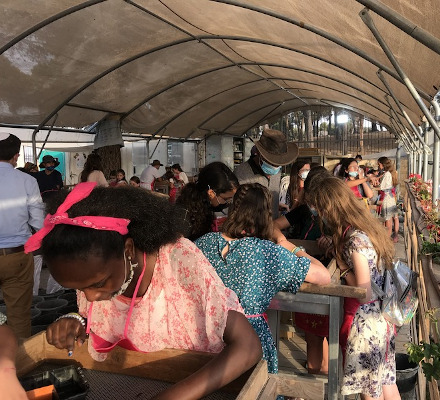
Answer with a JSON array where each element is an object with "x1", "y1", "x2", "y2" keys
[
  {"x1": 255, "y1": 129, "x2": 299, "y2": 166},
  {"x1": 39, "y1": 155, "x2": 60, "y2": 168}
]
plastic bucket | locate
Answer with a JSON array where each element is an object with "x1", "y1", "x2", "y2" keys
[
  {"x1": 58, "y1": 292, "x2": 77, "y2": 304},
  {"x1": 35, "y1": 299, "x2": 68, "y2": 314},
  {"x1": 30, "y1": 308, "x2": 42, "y2": 321},
  {"x1": 31, "y1": 313, "x2": 62, "y2": 327},
  {"x1": 58, "y1": 303, "x2": 79, "y2": 315},
  {"x1": 38, "y1": 289, "x2": 65, "y2": 299},
  {"x1": 396, "y1": 353, "x2": 418, "y2": 400},
  {"x1": 31, "y1": 296, "x2": 44, "y2": 306}
]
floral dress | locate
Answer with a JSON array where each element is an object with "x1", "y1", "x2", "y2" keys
[
  {"x1": 340, "y1": 231, "x2": 396, "y2": 398},
  {"x1": 195, "y1": 232, "x2": 310, "y2": 373},
  {"x1": 77, "y1": 238, "x2": 243, "y2": 361},
  {"x1": 379, "y1": 171, "x2": 398, "y2": 221}
]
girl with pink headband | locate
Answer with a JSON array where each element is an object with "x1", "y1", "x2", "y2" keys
[{"x1": 25, "y1": 182, "x2": 262, "y2": 399}]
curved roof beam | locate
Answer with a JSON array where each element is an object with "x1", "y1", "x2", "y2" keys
[
  {"x1": 216, "y1": 97, "x2": 387, "y2": 136},
  {"x1": 211, "y1": 0, "x2": 431, "y2": 101},
  {"x1": 152, "y1": 79, "x2": 267, "y2": 137},
  {"x1": 31, "y1": 37, "x2": 195, "y2": 132},
  {"x1": 212, "y1": 36, "x2": 385, "y2": 93},
  {"x1": 0, "y1": 0, "x2": 106, "y2": 56},
  {"x1": 320, "y1": 99, "x2": 389, "y2": 122},
  {"x1": 121, "y1": 61, "x2": 403, "y2": 126},
  {"x1": 33, "y1": 33, "x2": 405, "y2": 132},
  {"x1": 355, "y1": 0, "x2": 440, "y2": 55},
  {"x1": 180, "y1": 79, "x2": 391, "y2": 139},
  {"x1": 220, "y1": 101, "x2": 286, "y2": 135}
]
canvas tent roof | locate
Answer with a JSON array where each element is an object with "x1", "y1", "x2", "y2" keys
[{"x1": 0, "y1": 0, "x2": 439, "y2": 141}]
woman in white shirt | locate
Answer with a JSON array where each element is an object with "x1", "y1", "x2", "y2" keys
[
  {"x1": 80, "y1": 153, "x2": 108, "y2": 187},
  {"x1": 171, "y1": 163, "x2": 189, "y2": 185}
]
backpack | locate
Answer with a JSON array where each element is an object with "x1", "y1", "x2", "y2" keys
[{"x1": 371, "y1": 259, "x2": 419, "y2": 326}]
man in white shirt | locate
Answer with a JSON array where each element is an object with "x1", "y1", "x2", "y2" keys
[
  {"x1": 0, "y1": 133, "x2": 44, "y2": 338},
  {"x1": 140, "y1": 159, "x2": 163, "y2": 190}
]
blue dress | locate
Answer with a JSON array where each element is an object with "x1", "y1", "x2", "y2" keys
[{"x1": 195, "y1": 232, "x2": 310, "y2": 373}]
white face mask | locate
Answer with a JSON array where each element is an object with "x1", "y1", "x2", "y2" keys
[
  {"x1": 299, "y1": 170, "x2": 310, "y2": 180},
  {"x1": 113, "y1": 252, "x2": 138, "y2": 297}
]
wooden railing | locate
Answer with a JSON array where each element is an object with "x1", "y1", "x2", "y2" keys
[{"x1": 405, "y1": 182, "x2": 440, "y2": 400}]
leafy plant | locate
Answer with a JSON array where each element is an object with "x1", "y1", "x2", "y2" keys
[{"x1": 407, "y1": 309, "x2": 440, "y2": 381}]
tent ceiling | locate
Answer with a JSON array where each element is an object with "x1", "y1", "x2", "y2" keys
[{"x1": 1, "y1": 0, "x2": 439, "y2": 139}]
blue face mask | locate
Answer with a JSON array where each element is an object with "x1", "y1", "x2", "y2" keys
[
  {"x1": 348, "y1": 171, "x2": 358, "y2": 178},
  {"x1": 46, "y1": 166, "x2": 55, "y2": 171},
  {"x1": 261, "y1": 160, "x2": 281, "y2": 176}
]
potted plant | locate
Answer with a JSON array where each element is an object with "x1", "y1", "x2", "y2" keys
[{"x1": 407, "y1": 308, "x2": 440, "y2": 381}]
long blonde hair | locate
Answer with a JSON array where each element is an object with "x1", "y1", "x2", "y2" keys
[
  {"x1": 378, "y1": 156, "x2": 398, "y2": 187},
  {"x1": 305, "y1": 176, "x2": 395, "y2": 269}
]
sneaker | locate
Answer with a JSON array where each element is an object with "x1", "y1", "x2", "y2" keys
[{"x1": 392, "y1": 233, "x2": 399, "y2": 243}]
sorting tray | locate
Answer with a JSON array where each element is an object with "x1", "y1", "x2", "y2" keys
[{"x1": 20, "y1": 365, "x2": 89, "y2": 400}]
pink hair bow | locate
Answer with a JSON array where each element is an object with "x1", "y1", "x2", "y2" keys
[{"x1": 25, "y1": 182, "x2": 130, "y2": 253}]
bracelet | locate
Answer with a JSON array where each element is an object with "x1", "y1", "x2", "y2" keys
[
  {"x1": 55, "y1": 313, "x2": 86, "y2": 329},
  {"x1": 291, "y1": 246, "x2": 305, "y2": 255},
  {"x1": 340, "y1": 268, "x2": 353, "y2": 279}
]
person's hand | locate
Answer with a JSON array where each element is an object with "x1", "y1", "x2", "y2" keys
[
  {"x1": 317, "y1": 235, "x2": 334, "y2": 258},
  {"x1": 358, "y1": 168, "x2": 365, "y2": 179},
  {"x1": 0, "y1": 358, "x2": 26, "y2": 400},
  {"x1": 46, "y1": 318, "x2": 87, "y2": 354},
  {"x1": 0, "y1": 368, "x2": 27, "y2": 399},
  {"x1": 278, "y1": 203, "x2": 289, "y2": 212}
]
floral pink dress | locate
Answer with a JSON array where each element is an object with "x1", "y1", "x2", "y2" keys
[{"x1": 77, "y1": 238, "x2": 243, "y2": 361}]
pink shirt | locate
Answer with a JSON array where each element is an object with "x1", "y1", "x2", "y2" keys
[{"x1": 78, "y1": 238, "x2": 243, "y2": 361}]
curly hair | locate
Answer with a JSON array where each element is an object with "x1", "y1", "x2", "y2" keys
[
  {"x1": 41, "y1": 186, "x2": 185, "y2": 263},
  {"x1": 287, "y1": 159, "x2": 311, "y2": 207},
  {"x1": 80, "y1": 153, "x2": 104, "y2": 182},
  {"x1": 304, "y1": 175, "x2": 395, "y2": 269},
  {"x1": 378, "y1": 157, "x2": 398, "y2": 187},
  {"x1": 222, "y1": 183, "x2": 273, "y2": 240},
  {"x1": 176, "y1": 162, "x2": 239, "y2": 241}
]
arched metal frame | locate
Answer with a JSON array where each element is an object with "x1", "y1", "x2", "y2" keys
[{"x1": 0, "y1": 1, "x2": 427, "y2": 138}]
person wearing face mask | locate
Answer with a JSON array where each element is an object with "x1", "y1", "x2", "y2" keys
[
  {"x1": 234, "y1": 128, "x2": 298, "y2": 218},
  {"x1": 36, "y1": 154, "x2": 64, "y2": 202},
  {"x1": 338, "y1": 158, "x2": 374, "y2": 201},
  {"x1": 283, "y1": 159, "x2": 311, "y2": 211},
  {"x1": 177, "y1": 162, "x2": 239, "y2": 241},
  {"x1": 24, "y1": 182, "x2": 262, "y2": 400}
]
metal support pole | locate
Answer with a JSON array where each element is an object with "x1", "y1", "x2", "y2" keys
[
  {"x1": 417, "y1": 128, "x2": 423, "y2": 177},
  {"x1": 389, "y1": 118, "x2": 413, "y2": 153},
  {"x1": 388, "y1": 108, "x2": 419, "y2": 152},
  {"x1": 431, "y1": 100, "x2": 440, "y2": 204},
  {"x1": 380, "y1": 76, "x2": 430, "y2": 154},
  {"x1": 356, "y1": 0, "x2": 440, "y2": 55},
  {"x1": 31, "y1": 129, "x2": 39, "y2": 165},
  {"x1": 385, "y1": 96, "x2": 419, "y2": 152},
  {"x1": 390, "y1": 121, "x2": 411, "y2": 154},
  {"x1": 360, "y1": 9, "x2": 440, "y2": 141},
  {"x1": 420, "y1": 125, "x2": 429, "y2": 181}
]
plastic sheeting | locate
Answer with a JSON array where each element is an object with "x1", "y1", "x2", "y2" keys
[{"x1": 0, "y1": 0, "x2": 439, "y2": 139}]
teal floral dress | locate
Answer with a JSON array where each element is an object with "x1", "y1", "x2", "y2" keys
[{"x1": 195, "y1": 232, "x2": 310, "y2": 373}]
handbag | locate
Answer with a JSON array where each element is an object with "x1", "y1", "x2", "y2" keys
[{"x1": 371, "y1": 259, "x2": 419, "y2": 326}]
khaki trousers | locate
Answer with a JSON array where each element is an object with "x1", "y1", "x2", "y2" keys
[{"x1": 0, "y1": 251, "x2": 33, "y2": 338}]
